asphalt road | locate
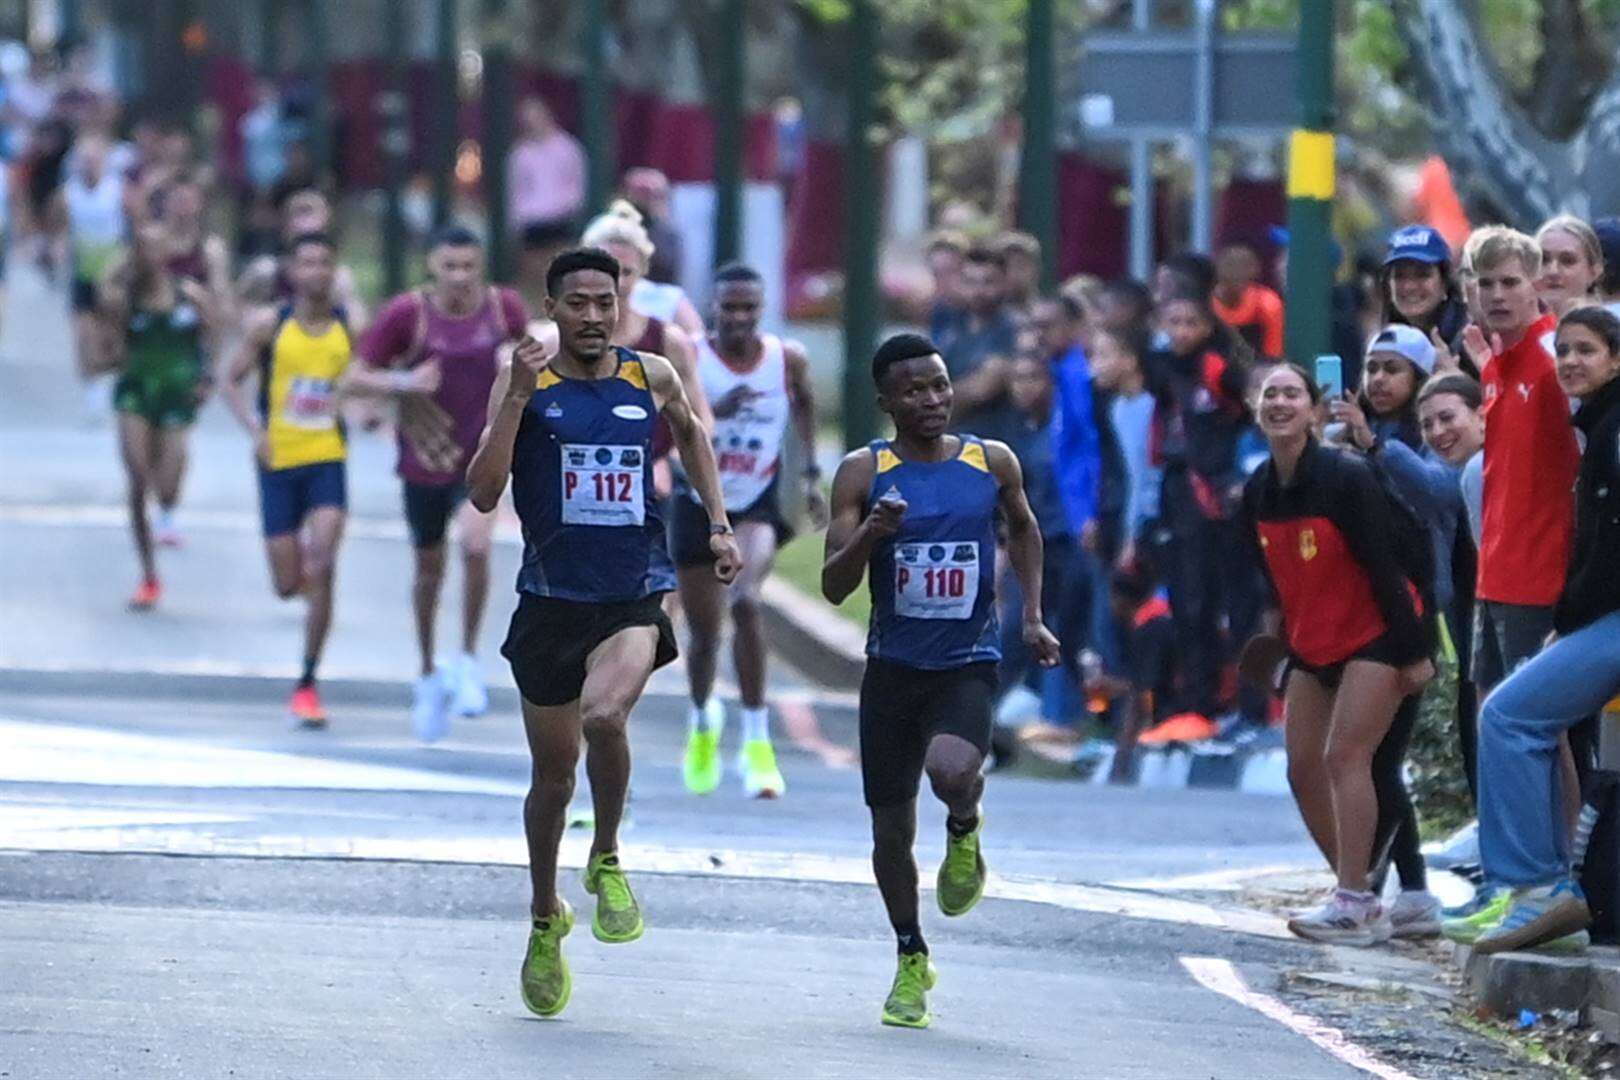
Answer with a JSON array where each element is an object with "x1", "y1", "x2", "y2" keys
[{"x1": 0, "y1": 267, "x2": 1550, "y2": 1079}]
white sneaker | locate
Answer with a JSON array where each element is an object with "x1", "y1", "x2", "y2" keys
[
  {"x1": 1389, "y1": 889, "x2": 1443, "y2": 939},
  {"x1": 451, "y1": 655, "x2": 489, "y2": 717},
  {"x1": 412, "y1": 670, "x2": 452, "y2": 744},
  {"x1": 154, "y1": 510, "x2": 183, "y2": 548},
  {"x1": 1286, "y1": 890, "x2": 1393, "y2": 946}
]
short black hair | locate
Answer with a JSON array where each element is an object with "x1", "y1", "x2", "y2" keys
[
  {"x1": 872, "y1": 332, "x2": 939, "y2": 387},
  {"x1": 714, "y1": 261, "x2": 763, "y2": 285},
  {"x1": 1100, "y1": 276, "x2": 1154, "y2": 321},
  {"x1": 1160, "y1": 252, "x2": 1216, "y2": 298},
  {"x1": 430, "y1": 224, "x2": 482, "y2": 250},
  {"x1": 1559, "y1": 304, "x2": 1620, "y2": 356},
  {"x1": 288, "y1": 231, "x2": 334, "y2": 254},
  {"x1": 546, "y1": 246, "x2": 621, "y2": 297}
]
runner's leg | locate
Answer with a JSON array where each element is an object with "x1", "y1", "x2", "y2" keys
[
  {"x1": 117, "y1": 413, "x2": 157, "y2": 583},
  {"x1": 729, "y1": 521, "x2": 777, "y2": 711},
  {"x1": 579, "y1": 623, "x2": 660, "y2": 859},
  {"x1": 870, "y1": 800, "x2": 922, "y2": 946},
  {"x1": 677, "y1": 564, "x2": 725, "y2": 710},
  {"x1": 299, "y1": 506, "x2": 346, "y2": 679},
  {"x1": 518, "y1": 695, "x2": 582, "y2": 919},
  {"x1": 413, "y1": 542, "x2": 446, "y2": 677},
  {"x1": 457, "y1": 500, "x2": 496, "y2": 656},
  {"x1": 1324, "y1": 660, "x2": 1407, "y2": 893},
  {"x1": 153, "y1": 424, "x2": 189, "y2": 519},
  {"x1": 924, "y1": 734, "x2": 984, "y2": 823}
]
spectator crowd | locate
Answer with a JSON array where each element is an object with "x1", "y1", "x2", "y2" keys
[{"x1": 928, "y1": 216, "x2": 1620, "y2": 953}]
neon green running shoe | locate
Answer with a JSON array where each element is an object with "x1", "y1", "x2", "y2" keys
[
  {"x1": 881, "y1": 952, "x2": 939, "y2": 1029},
  {"x1": 740, "y1": 738, "x2": 787, "y2": 799},
  {"x1": 683, "y1": 727, "x2": 722, "y2": 795},
  {"x1": 937, "y1": 812, "x2": 986, "y2": 917},
  {"x1": 583, "y1": 851, "x2": 644, "y2": 943},
  {"x1": 1441, "y1": 889, "x2": 1511, "y2": 945},
  {"x1": 519, "y1": 899, "x2": 574, "y2": 1017}
]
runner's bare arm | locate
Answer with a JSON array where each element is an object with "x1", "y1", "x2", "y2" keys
[
  {"x1": 646, "y1": 351, "x2": 740, "y2": 580},
  {"x1": 784, "y1": 339, "x2": 828, "y2": 523},
  {"x1": 987, "y1": 440, "x2": 1060, "y2": 666},
  {"x1": 466, "y1": 338, "x2": 541, "y2": 512},
  {"x1": 646, "y1": 352, "x2": 726, "y2": 530},
  {"x1": 820, "y1": 449, "x2": 884, "y2": 605},
  {"x1": 221, "y1": 308, "x2": 278, "y2": 443},
  {"x1": 661, "y1": 324, "x2": 713, "y2": 430}
]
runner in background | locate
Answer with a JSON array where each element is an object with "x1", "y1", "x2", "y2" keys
[
  {"x1": 61, "y1": 130, "x2": 124, "y2": 417},
  {"x1": 237, "y1": 189, "x2": 368, "y2": 334},
  {"x1": 673, "y1": 262, "x2": 824, "y2": 799},
  {"x1": 99, "y1": 221, "x2": 213, "y2": 608},
  {"x1": 347, "y1": 226, "x2": 529, "y2": 742},
  {"x1": 221, "y1": 233, "x2": 353, "y2": 728}
]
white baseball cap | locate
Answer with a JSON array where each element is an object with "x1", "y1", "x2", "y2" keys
[{"x1": 1365, "y1": 324, "x2": 1437, "y2": 377}]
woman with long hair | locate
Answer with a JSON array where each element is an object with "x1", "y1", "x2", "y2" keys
[
  {"x1": 100, "y1": 221, "x2": 214, "y2": 607},
  {"x1": 1241, "y1": 363, "x2": 1435, "y2": 944},
  {"x1": 1535, "y1": 215, "x2": 1603, "y2": 317},
  {"x1": 1378, "y1": 226, "x2": 1469, "y2": 379}
]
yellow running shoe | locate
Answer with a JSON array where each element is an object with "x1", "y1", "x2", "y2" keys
[
  {"x1": 683, "y1": 728, "x2": 722, "y2": 795},
  {"x1": 937, "y1": 812, "x2": 986, "y2": 917},
  {"x1": 583, "y1": 851, "x2": 644, "y2": 943},
  {"x1": 519, "y1": 899, "x2": 574, "y2": 1017},
  {"x1": 740, "y1": 738, "x2": 786, "y2": 799},
  {"x1": 881, "y1": 952, "x2": 939, "y2": 1029}
]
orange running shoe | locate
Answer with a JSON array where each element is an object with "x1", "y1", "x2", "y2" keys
[
  {"x1": 290, "y1": 684, "x2": 327, "y2": 728},
  {"x1": 1136, "y1": 712, "x2": 1218, "y2": 746},
  {"x1": 128, "y1": 578, "x2": 161, "y2": 611}
]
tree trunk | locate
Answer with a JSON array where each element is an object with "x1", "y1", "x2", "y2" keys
[{"x1": 1395, "y1": 0, "x2": 1620, "y2": 225}]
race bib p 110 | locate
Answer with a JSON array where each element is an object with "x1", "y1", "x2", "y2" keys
[
  {"x1": 561, "y1": 443, "x2": 645, "y2": 527},
  {"x1": 894, "y1": 540, "x2": 980, "y2": 620}
]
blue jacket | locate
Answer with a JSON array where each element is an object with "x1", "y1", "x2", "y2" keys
[
  {"x1": 1376, "y1": 437, "x2": 1466, "y2": 615},
  {"x1": 1049, "y1": 344, "x2": 1100, "y2": 536}
]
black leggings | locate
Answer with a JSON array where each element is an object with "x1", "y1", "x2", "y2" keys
[{"x1": 1371, "y1": 695, "x2": 1426, "y2": 892}]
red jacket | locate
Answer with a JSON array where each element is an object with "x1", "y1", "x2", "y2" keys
[{"x1": 1477, "y1": 314, "x2": 1579, "y2": 606}]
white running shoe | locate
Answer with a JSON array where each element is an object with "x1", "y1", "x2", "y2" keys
[
  {"x1": 412, "y1": 670, "x2": 452, "y2": 744},
  {"x1": 1388, "y1": 889, "x2": 1443, "y2": 939},
  {"x1": 154, "y1": 510, "x2": 183, "y2": 548},
  {"x1": 452, "y1": 655, "x2": 489, "y2": 717},
  {"x1": 1286, "y1": 890, "x2": 1393, "y2": 946}
]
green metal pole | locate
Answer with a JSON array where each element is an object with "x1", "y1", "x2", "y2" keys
[
  {"x1": 306, "y1": 0, "x2": 332, "y2": 178},
  {"x1": 1017, "y1": 0, "x2": 1057, "y2": 291},
  {"x1": 712, "y1": 0, "x2": 745, "y2": 270},
  {"x1": 259, "y1": 0, "x2": 280, "y2": 76},
  {"x1": 432, "y1": 0, "x2": 458, "y2": 228},
  {"x1": 1283, "y1": 0, "x2": 1336, "y2": 365},
  {"x1": 481, "y1": 0, "x2": 515, "y2": 283},
  {"x1": 581, "y1": 0, "x2": 614, "y2": 215},
  {"x1": 382, "y1": 0, "x2": 409, "y2": 296},
  {"x1": 842, "y1": 0, "x2": 880, "y2": 450}
]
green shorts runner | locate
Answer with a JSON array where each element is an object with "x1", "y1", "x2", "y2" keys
[{"x1": 114, "y1": 303, "x2": 206, "y2": 429}]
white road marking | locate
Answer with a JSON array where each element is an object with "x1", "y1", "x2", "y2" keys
[
  {"x1": 0, "y1": 718, "x2": 528, "y2": 797},
  {"x1": 1108, "y1": 864, "x2": 1306, "y2": 892},
  {"x1": 1180, "y1": 956, "x2": 1420, "y2": 1080}
]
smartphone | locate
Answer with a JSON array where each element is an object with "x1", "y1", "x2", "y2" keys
[{"x1": 1314, "y1": 354, "x2": 1343, "y2": 400}]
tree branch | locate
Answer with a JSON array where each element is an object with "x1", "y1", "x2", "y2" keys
[{"x1": 1394, "y1": 0, "x2": 1570, "y2": 224}]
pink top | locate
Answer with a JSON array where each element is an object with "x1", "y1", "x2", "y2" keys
[
  {"x1": 361, "y1": 287, "x2": 530, "y2": 485},
  {"x1": 506, "y1": 132, "x2": 587, "y2": 227}
]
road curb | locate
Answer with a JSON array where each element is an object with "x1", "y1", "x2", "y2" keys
[
  {"x1": 759, "y1": 577, "x2": 865, "y2": 690},
  {"x1": 1451, "y1": 940, "x2": 1620, "y2": 1041}
]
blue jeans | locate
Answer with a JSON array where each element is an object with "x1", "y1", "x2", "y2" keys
[{"x1": 1478, "y1": 610, "x2": 1620, "y2": 888}]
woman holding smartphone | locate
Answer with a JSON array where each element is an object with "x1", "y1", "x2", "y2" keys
[{"x1": 1241, "y1": 363, "x2": 1435, "y2": 945}]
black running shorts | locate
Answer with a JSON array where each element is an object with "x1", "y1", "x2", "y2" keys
[
  {"x1": 667, "y1": 477, "x2": 791, "y2": 567},
  {"x1": 858, "y1": 657, "x2": 997, "y2": 808},
  {"x1": 501, "y1": 592, "x2": 678, "y2": 707},
  {"x1": 402, "y1": 480, "x2": 467, "y2": 549}
]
